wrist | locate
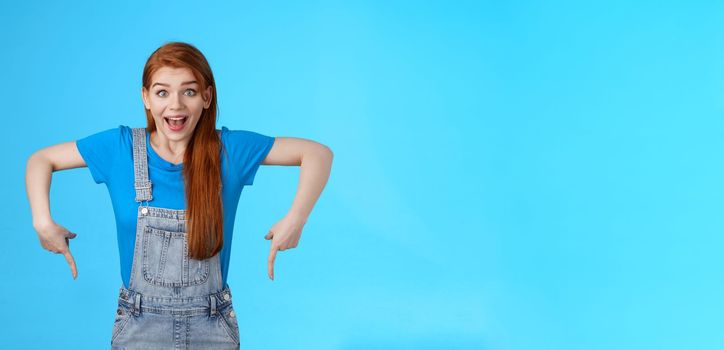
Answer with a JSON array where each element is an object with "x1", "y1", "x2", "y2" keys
[
  {"x1": 287, "y1": 211, "x2": 308, "y2": 225},
  {"x1": 33, "y1": 216, "x2": 54, "y2": 231}
]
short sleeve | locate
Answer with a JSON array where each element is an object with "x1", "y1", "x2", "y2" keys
[
  {"x1": 75, "y1": 126, "x2": 124, "y2": 184},
  {"x1": 222, "y1": 127, "x2": 275, "y2": 186}
]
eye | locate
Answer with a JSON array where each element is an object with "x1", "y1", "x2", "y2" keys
[
  {"x1": 156, "y1": 90, "x2": 168, "y2": 97},
  {"x1": 185, "y1": 89, "x2": 197, "y2": 96}
]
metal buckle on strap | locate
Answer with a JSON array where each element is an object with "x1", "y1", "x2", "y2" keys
[{"x1": 140, "y1": 200, "x2": 150, "y2": 215}]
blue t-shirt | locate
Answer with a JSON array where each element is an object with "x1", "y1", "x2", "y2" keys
[{"x1": 75, "y1": 125, "x2": 275, "y2": 289}]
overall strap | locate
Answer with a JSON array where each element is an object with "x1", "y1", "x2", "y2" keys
[{"x1": 131, "y1": 128, "x2": 153, "y2": 202}]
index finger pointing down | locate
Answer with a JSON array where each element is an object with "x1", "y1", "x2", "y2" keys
[
  {"x1": 268, "y1": 245, "x2": 277, "y2": 281},
  {"x1": 64, "y1": 250, "x2": 77, "y2": 280}
]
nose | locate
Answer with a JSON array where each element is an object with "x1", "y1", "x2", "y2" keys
[{"x1": 168, "y1": 92, "x2": 185, "y2": 110}]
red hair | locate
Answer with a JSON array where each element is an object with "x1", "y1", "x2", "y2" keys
[{"x1": 142, "y1": 42, "x2": 224, "y2": 260}]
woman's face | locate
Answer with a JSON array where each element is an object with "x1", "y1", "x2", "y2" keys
[{"x1": 141, "y1": 66, "x2": 212, "y2": 142}]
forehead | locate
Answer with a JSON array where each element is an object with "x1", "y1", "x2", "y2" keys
[{"x1": 151, "y1": 66, "x2": 197, "y2": 85}]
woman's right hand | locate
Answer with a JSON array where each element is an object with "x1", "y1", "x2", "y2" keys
[{"x1": 34, "y1": 220, "x2": 78, "y2": 279}]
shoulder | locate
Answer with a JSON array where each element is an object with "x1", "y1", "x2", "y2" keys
[
  {"x1": 220, "y1": 126, "x2": 269, "y2": 138},
  {"x1": 77, "y1": 124, "x2": 128, "y2": 144},
  {"x1": 76, "y1": 125, "x2": 139, "y2": 156},
  {"x1": 219, "y1": 126, "x2": 275, "y2": 146}
]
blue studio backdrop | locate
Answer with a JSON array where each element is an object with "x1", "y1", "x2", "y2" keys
[{"x1": 2, "y1": 1, "x2": 722, "y2": 349}]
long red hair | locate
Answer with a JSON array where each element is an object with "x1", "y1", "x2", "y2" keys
[{"x1": 142, "y1": 42, "x2": 224, "y2": 260}]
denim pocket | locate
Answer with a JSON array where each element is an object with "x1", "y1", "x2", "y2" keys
[
  {"x1": 218, "y1": 303, "x2": 240, "y2": 345},
  {"x1": 111, "y1": 302, "x2": 131, "y2": 343},
  {"x1": 141, "y1": 226, "x2": 210, "y2": 287}
]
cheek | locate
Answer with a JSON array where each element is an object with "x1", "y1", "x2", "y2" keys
[
  {"x1": 190, "y1": 98, "x2": 206, "y2": 109},
  {"x1": 149, "y1": 108, "x2": 165, "y2": 120},
  {"x1": 188, "y1": 102, "x2": 206, "y2": 116},
  {"x1": 150, "y1": 101, "x2": 166, "y2": 112}
]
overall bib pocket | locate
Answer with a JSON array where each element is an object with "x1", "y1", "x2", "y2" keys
[{"x1": 141, "y1": 226, "x2": 210, "y2": 287}]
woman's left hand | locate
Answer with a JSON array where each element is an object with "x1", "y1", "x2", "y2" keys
[{"x1": 264, "y1": 213, "x2": 306, "y2": 280}]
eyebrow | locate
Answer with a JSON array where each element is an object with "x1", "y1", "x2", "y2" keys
[{"x1": 152, "y1": 81, "x2": 198, "y2": 88}]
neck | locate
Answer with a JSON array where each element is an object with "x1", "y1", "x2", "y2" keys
[{"x1": 150, "y1": 130, "x2": 187, "y2": 161}]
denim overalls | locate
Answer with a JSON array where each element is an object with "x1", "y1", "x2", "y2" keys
[{"x1": 111, "y1": 127, "x2": 240, "y2": 349}]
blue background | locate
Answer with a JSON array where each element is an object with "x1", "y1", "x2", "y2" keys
[{"x1": 2, "y1": 1, "x2": 722, "y2": 349}]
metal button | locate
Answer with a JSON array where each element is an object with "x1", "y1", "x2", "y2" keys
[
  {"x1": 229, "y1": 310, "x2": 235, "y2": 318},
  {"x1": 117, "y1": 308, "x2": 123, "y2": 315},
  {"x1": 223, "y1": 293, "x2": 230, "y2": 301},
  {"x1": 141, "y1": 207, "x2": 148, "y2": 215}
]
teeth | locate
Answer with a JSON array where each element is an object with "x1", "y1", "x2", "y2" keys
[{"x1": 166, "y1": 116, "x2": 187, "y2": 126}]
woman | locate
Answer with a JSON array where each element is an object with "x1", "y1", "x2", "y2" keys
[{"x1": 24, "y1": 41, "x2": 333, "y2": 349}]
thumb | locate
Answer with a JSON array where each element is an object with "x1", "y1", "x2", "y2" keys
[
  {"x1": 264, "y1": 230, "x2": 273, "y2": 240},
  {"x1": 67, "y1": 232, "x2": 77, "y2": 239}
]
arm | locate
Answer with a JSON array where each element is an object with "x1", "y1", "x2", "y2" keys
[
  {"x1": 25, "y1": 141, "x2": 87, "y2": 279},
  {"x1": 261, "y1": 137, "x2": 334, "y2": 280},
  {"x1": 263, "y1": 137, "x2": 334, "y2": 222}
]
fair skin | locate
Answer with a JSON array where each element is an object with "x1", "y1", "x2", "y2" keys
[
  {"x1": 141, "y1": 66, "x2": 211, "y2": 164},
  {"x1": 25, "y1": 66, "x2": 333, "y2": 281}
]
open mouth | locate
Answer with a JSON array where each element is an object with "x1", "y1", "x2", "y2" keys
[{"x1": 164, "y1": 115, "x2": 188, "y2": 131}]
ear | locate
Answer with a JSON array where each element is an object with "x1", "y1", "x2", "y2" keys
[
  {"x1": 141, "y1": 87, "x2": 150, "y2": 110},
  {"x1": 203, "y1": 86, "x2": 213, "y2": 109}
]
